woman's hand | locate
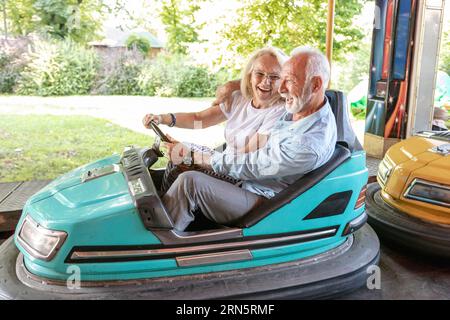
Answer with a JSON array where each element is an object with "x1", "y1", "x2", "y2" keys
[
  {"x1": 142, "y1": 114, "x2": 162, "y2": 128},
  {"x1": 143, "y1": 114, "x2": 173, "y2": 128}
]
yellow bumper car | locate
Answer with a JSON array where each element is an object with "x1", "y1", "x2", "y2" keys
[{"x1": 366, "y1": 131, "x2": 450, "y2": 257}]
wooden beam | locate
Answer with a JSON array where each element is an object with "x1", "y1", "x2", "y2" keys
[{"x1": 326, "y1": 0, "x2": 336, "y2": 88}]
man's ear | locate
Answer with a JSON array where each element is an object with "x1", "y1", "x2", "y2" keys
[{"x1": 311, "y1": 76, "x2": 323, "y2": 93}]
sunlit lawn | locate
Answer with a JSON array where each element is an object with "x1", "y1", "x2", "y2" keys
[{"x1": 0, "y1": 115, "x2": 167, "y2": 182}]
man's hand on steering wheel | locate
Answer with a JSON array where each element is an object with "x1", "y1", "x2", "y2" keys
[{"x1": 163, "y1": 134, "x2": 189, "y2": 164}]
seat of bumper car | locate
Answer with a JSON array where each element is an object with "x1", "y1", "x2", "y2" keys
[{"x1": 233, "y1": 90, "x2": 362, "y2": 228}]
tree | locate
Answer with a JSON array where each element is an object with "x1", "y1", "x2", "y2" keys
[
  {"x1": 1, "y1": 0, "x2": 7, "y2": 40},
  {"x1": 3, "y1": 0, "x2": 129, "y2": 43},
  {"x1": 159, "y1": 0, "x2": 203, "y2": 55},
  {"x1": 126, "y1": 34, "x2": 151, "y2": 55},
  {"x1": 4, "y1": 0, "x2": 35, "y2": 36},
  {"x1": 32, "y1": 0, "x2": 104, "y2": 43},
  {"x1": 222, "y1": 0, "x2": 365, "y2": 64}
]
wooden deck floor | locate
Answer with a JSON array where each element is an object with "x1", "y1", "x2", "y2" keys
[{"x1": 0, "y1": 180, "x2": 50, "y2": 234}]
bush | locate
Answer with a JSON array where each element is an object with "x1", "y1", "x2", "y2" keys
[
  {"x1": 138, "y1": 54, "x2": 183, "y2": 96},
  {"x1": 0, "y1": 50, "x2": 23, "y2": 93},
  {"x1": 11, "y1": 41, "x2": 227, "y2": 98},
  {"x1": 138, "y1": 54, "x2": 221, "y2": 97},
  {"x1": 16, "y1": 40, "x2": 99, "y2": 96},
  {"x1": 175, "y1": 65, "x2": 215, "y2": 97},
  {"x1": 126, "y1": 34, "x2": 151, "y2": 56},
  {"x1": 94, "y1": 50, "x2": 144, "y2": 95},
  {"x1": 98, "y1": 60, "x2": 143, "y2": 95}
]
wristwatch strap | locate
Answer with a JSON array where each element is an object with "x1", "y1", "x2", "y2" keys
[{"x1": 168, "y1": 113, "x2": 176, "y2": 127}]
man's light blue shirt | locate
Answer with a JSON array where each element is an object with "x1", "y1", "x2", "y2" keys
[{"x1": 210, "y1": 98, "x2": 337, "y2": 198}]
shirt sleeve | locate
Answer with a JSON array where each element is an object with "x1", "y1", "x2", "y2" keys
[{"x1": 210, "y1": 137, "x2": 319, "y2": 181}]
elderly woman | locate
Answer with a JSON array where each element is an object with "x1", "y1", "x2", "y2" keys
[
  {"x1": 143, "y1": 47, "x2": 287, "y2": 152},
  {"x1": 143, "y1": 47, "x2": 287, "y2": 192}
]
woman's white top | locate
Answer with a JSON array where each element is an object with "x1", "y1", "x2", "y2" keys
[{"x1": 219, "y1": 91, "x2": 285, "y2": 153}]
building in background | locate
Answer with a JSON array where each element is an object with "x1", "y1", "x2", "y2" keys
[{"x1": 89, "y1": 27, "x2": 164, "y2": 58}]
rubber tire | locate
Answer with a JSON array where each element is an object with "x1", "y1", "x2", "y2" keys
[
  {"x1": 0, "y1": 225, "x2": 379, "y2": 300},
  {"x1": 366, "y1": 182, "x2": 450, "y2": 259}
]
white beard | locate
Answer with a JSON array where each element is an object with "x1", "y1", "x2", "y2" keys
[
  {"x1": 282, "y1": 84, "x2": 313, "y2": 114},
  {"x1": 285, "y1": 95, "x2": 304, "y2": 114}
]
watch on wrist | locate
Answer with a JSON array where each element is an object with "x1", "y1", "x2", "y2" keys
[{"x1": 168, "y1": 113, "x2": 176, "y2": 127}]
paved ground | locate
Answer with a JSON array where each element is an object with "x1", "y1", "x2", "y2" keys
[
  {"x1": 341, "y1": 242, "x2": 450, "y2": 300},
  {"x1": 0, "y1": 95, "x2": 366, "y2": 148}
]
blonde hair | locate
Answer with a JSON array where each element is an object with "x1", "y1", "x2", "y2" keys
[{"x1": 240, "y1": 47, "x2": 288, "y2": 105}]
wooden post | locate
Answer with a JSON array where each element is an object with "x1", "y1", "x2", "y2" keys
[{"x1": 326, "y1": 0, "x2": 335, "y2": 88}]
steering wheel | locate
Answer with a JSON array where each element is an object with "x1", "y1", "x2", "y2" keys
[
  {"x1": 149, "y1": 121, "x2": 167, "y2": 158},
  {"x1": 150, "y1": 121, "x2": 171, "y2": 143}
]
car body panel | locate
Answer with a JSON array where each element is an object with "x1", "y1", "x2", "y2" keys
[
  {"x1": 29, "y1": 154, "x2": 122, "y2": 205},
  {"x1": 14, "y1": 149, "x2": 368, "y2": 282},
  {"x1": 378, "y1": 136, "x2": 450, "y2": 225}
]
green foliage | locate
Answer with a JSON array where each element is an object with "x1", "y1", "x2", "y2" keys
[
  {"x1": 0, "y1": 50, "x2": 23, "y2": 93},
  {"x1": 96, "y1": 56, "x2": 144, "y2": 95},
  {"x1": 138, "y1": 54, "x2": 181, "y2": 96},
  {"x1": 3, "y1": 0, "x2": 36, "y2": 36},
  {"x1": 439, "y1": 31, "x2": 450, "y2": 74},
  {"x1": 222, "y1": 0, "x2": 364, "y2": 71},
  {"x1": 138, "y1": 53, "x2": 218, "y2": 97},
  {"x1": 11, "y1": 44, "x2": 221, "y2": 97},
  {"x1": 159, "y1": 0, "x2": 203, "y2": 55},
  {"x1": 16, "y1": 40, "x2": 99, "y2": 96},
  {"x1": 32, "y1": 0, "x2": 103, "y2": 43},
  {"x1": 175, "y1": 65, "x2": 215, "y2": 97},
  {"x1": 3, "y1": 0, "x2": 109, "y2": 42},
  {"x1": 125, "y1": 34, "x2": 151, "y2": 55}
]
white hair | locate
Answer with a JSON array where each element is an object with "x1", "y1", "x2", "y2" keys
[{"x1": 290, "y1": 46, "x2": 330, "y2": 92}]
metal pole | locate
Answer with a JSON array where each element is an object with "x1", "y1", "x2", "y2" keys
[
  {"x1": 406, "y1": 0, "x2": 446, "y2": 136},
  {"x1": 326, "y1": 0, "x2": 335, "y2": 88}
]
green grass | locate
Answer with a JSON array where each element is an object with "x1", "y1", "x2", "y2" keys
[{"x1": 0, "y1": 115, "x2": 167, "y2": 182}]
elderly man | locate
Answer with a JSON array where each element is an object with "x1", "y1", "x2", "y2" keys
[{"x1": 162, "y1": 47, "x2": 337, "y2": 231}]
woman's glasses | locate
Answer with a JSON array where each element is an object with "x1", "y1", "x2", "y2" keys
[{"x1": 252, "y1": 70, "x2": 281, "y2": 82}]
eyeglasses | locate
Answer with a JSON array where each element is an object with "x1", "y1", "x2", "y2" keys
[{"x1": 252, "y1": 70, "x2": 281, "y2": 82}]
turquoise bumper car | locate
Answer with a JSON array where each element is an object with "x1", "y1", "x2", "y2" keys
[{"x1": 0, "y1": 91, "x2": 379, "y2": 299}]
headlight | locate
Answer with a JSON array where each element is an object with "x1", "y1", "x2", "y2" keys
[
  {"x1": 404, "y1": 179, "x2": 450, "y2": 208},
  {"x1": 377, "y1": 159, "x2": 393, "y2": 185},
  {"x1": 17, "y1": 216, "x2": 67, "y2": 261}
]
